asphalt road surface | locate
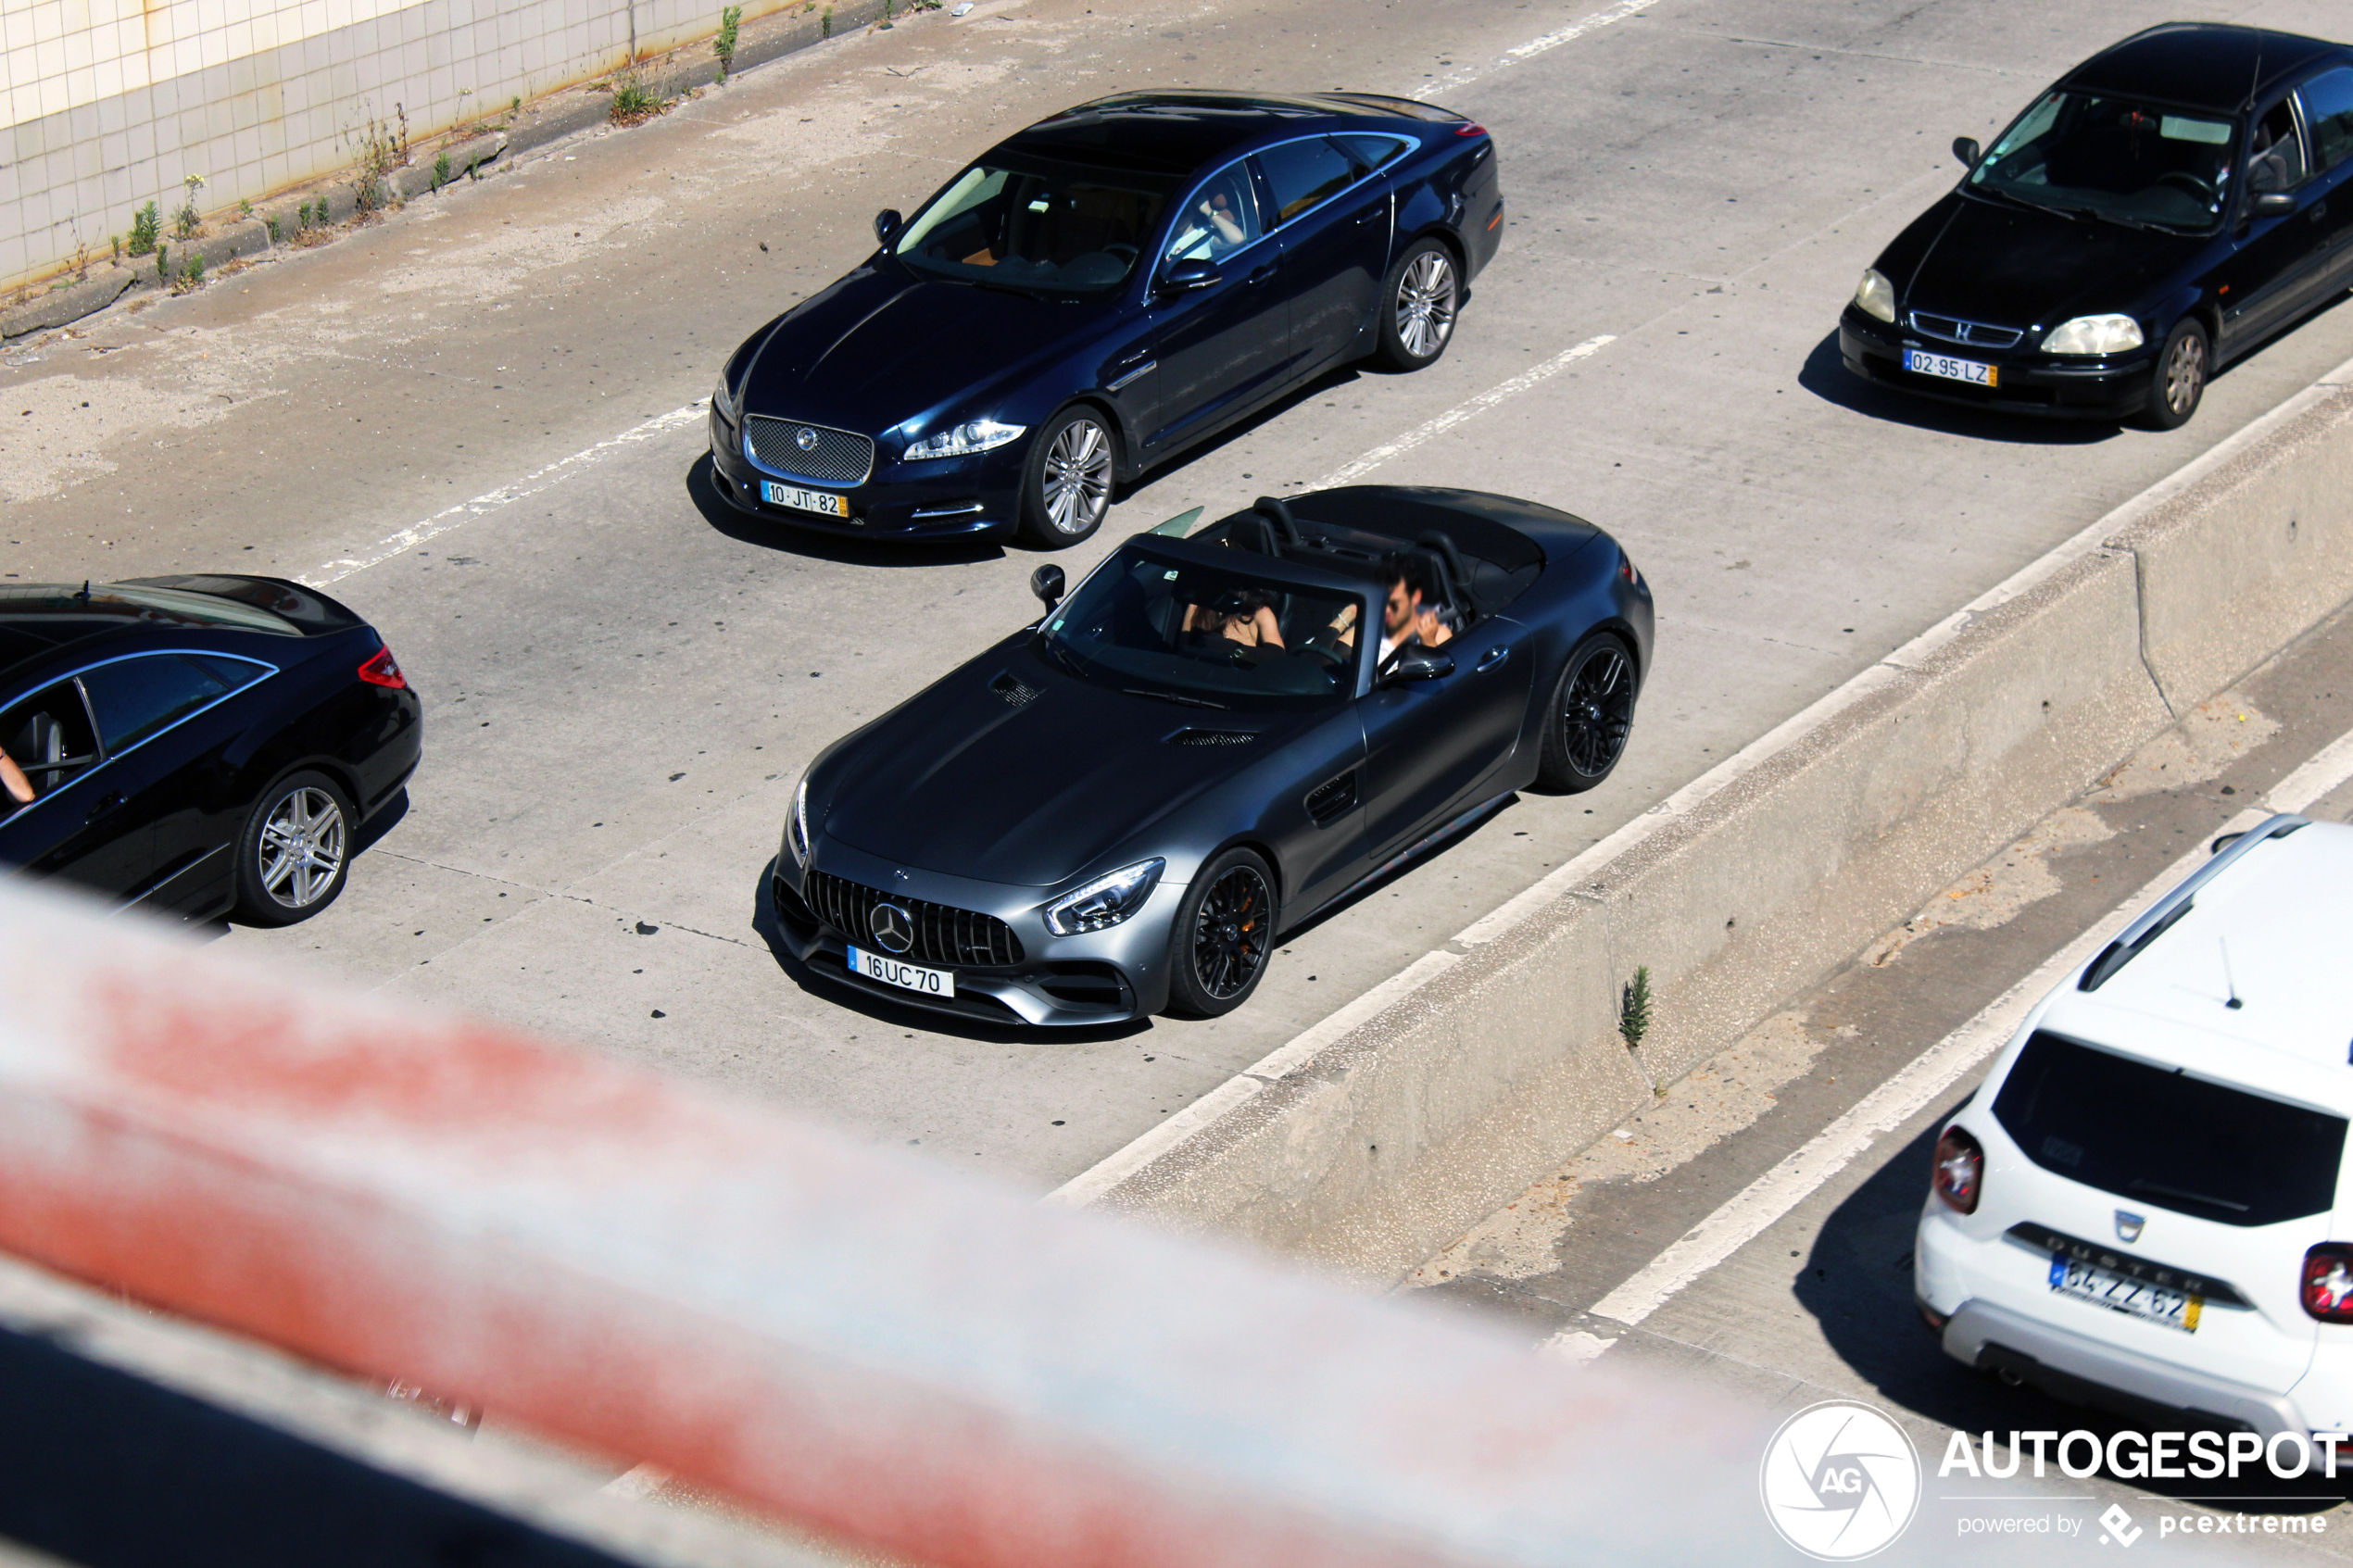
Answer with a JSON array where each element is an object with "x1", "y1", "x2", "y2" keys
[
  {"x1": 6, "y1": 0, "x2": 2353, "y2": 1190},
  {"x1": 1412, "y1": 600, "x2": 2353, "y2": 1562}
]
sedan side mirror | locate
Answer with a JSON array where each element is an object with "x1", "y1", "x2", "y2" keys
[
  {"x1": 1031, "y1": 564, "x2": 1066, "y2": 613},
  {"x1": 1378, "y1": 648, "x2": 1453, "y2": 686},
  {"x1": 1156, "y1": 258, "x2": 1220, "y2": 296},
  {"x1": 874, "y1": 208, "x2": 903, "y2": 247},
  {"x1": 1952, "y1": 135, "x2": 1981, "y2": 169},
  {"x1": 2253, "y1": 191, "x2": 2298, "y2": 217}
]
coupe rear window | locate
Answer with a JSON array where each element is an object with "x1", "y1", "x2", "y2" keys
[
  {"x1": 1969, "y1": 90, "x2": 2238, "y2": 233},
  {"x1": 1993, "y1": 1031, "x2": 2347, "y2": 1226},
  {"x1": 894, "y1": 157, "x2": 1173, "y2": 295},
  {"x1": 1039, "y1": 546, "x2": 1361, "y2": 710}
]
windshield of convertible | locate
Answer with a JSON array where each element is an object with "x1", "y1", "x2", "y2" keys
[
  {"x1": 1038, "y1": 548, "x2": 1363, "y2": 709},
  {"x1": 1969, "y1": 90, "x2": 2238, "y2": 233},
  {"x1": 893, "y1": 157, "x2": 1174, "y2": 295}
]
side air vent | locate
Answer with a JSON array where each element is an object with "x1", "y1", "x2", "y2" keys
[
  {"x1": 990, "y1": 671, "x2": 1040, "y2": 708},
  {"x1": 1167, "y1": 728, "x2": 1256, "y2": 747},
  {"x1": 1304, "y1": 769, "x2": 1358, "y2": 827}
]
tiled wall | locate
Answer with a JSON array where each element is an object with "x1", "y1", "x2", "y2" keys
[{"x1": 2, "y1": 0, "x2": 765, "y2": 287}]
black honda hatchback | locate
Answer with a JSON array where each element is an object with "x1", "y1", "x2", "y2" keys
[
  {"x1": 0, "y1": 577, "x2": 422, "y2": 924},
  {"x1": 1840, "y1": 23, "x2": 2353, "y2": 427}
]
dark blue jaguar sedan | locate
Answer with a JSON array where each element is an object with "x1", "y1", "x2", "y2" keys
[
  {"x1": 1840, "y1": 22, "x2": 2353, "y2": 428},
  {"x1": 708, "y1": 91, "x2": 1504, "y2": 547}
]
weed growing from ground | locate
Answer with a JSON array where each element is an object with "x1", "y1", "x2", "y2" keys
[
  {"x1": 610, "y1": 70, "x2": 667, "y2": 124},
  {"x1": 345, "y1": 114, "x2": 398, "y2": 212},
  {"x1": 432, "y1": 149, "x2": 453, "y2": 192},
  {"x1": 1619, "y1": 966, "x2": 1653, "y2": 1050},
  {"x1": 821, "y1": 6, "x2": 832, "y2": 37},
  {"x1": 266, "y1": 215, "x2": 282, "y2": 243},
  {"x1": 170, "y1": 252, "x2": 206, "y2": 294},
  {"x1": 238, "y1": 198, "x2": 253, "y2": 219},
  {"x1": 172, "y1": 174, "x2": 205, "y2": 239},
  {"x1": 511, "y1": 94, "x2": 522, "y2": 112},
  {"x1": 154, "y1": 241, "x2": 168, "y2": 283},
  {"x1": 128, "y1": 201, "x2": 159, "y2": 257},
  {"x1": 714, "y1": 4, "x2": 742, "y2": 81}
]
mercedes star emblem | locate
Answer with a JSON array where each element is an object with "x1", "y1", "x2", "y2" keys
[
  {"x1": 871, "y1": 902, "x2": 914, "y2": 955},
  {"x1": 795, "y1": 426, "x2": 819, "y2": 452}
]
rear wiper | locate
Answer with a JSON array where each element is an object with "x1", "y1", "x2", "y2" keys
[
  {"x1": 2127, "y1": 1178, "x2": 2250, "y2": 1213},
  {"x1": 1122, "y1": 685, "x2": 1227, "y2": 710}
]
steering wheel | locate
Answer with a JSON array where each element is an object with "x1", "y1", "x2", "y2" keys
[
  {"x1": 2157, "y1": 170, "x2": 2217, "y2": 206},
  {"x1": 1103, "y1": 243, "x2": 1139, "y2": 264}
]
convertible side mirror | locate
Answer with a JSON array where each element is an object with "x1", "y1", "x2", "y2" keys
[
  {"x1": 1952, "y1": 135, "x2": 1981, "y2": 169},
  {"x1": 1156, "y1": 258, "x2": 1220, "y2": 296},
  {"x1": 874, "y1": 208, "x2": 903, "y2": 247},
  {"x1": 1379, "y1": 648, "x2": 1454, "y2": 686},
  {"x1": 1030, "y1": 564, "x2": 1066, "y2": 613}
]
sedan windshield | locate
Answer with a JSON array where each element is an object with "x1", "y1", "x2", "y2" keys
[
  {"x1": 894, "y1": 157, "x2": 1174, "y2": 295},
  {"x1": 1969, "y1": 90, "x2": 2238, "y2": 233},
  {"x1": 1039, "y1": 547, "x2": 1362, "y2": 709}
]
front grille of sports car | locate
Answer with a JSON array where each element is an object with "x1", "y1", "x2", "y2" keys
[
  {"x1": 803, "y1": 869, "x2": 1026, "y2": 968},
  {"x1": 743, "y1": 417, "x2": 876, "y2": 485}
]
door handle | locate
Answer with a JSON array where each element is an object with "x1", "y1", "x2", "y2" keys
[
  {"x1": 1246, "y1": 264, "x2": 1277, "y2": 286},
  {"x1": 85, "y1": 791, "x2": 123, "y2": 823},
  {"x1": 1477, "y1": 646, "x2": 1510, "y2": 672}
]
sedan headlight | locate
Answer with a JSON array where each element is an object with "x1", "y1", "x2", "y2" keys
[
  {"x1": 787, "y1": 775, "x2": 812, "y2": 860},
  {"x1": 1043, "y1": 858, "x2": 1164, "y2": 935},
  {"x1": 2039, "y1": 314, "x2": 2145, "y2": 356},
  {"x1": 712, "y1": 370, "x2": 739, "y2": 424},
  {"x1": 901, "y1": 419, "x2": 1026, "y2": 461},
  {"x1": 1853, "y1": 268, "x2": 1896, "y2": 324}
]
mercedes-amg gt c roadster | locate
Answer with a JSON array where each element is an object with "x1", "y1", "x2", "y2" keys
[{"x1": 768, "y1": 486, "x2": 1653, "y2": 1025}]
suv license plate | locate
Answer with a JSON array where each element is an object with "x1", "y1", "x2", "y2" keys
[
  {"x1": 2049, "y1": 1254, "x2": 2201, "y2": 1333},
  {"x1": 849, "y1": 945, "x2": 955, "y2": 998},
  {"x1": 762, "y1": 481, "x2": 850, "y2": 518},
  {"x1": 1904, "y1": 348, "x2": 1998, "y2": 387}
]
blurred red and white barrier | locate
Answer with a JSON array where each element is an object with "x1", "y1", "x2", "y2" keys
[{"x1": 0, "y1": 880, "x2": 1806, "y2": 1567}]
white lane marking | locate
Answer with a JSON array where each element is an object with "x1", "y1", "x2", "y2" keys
[
  {"x1": 2270, "y1": 727, "x2": 2353, "y2": 814},
  {"x1": 299, "y1": 401, "x2": 710, "y2": 586},
  {"x1": 1564, "y1": 802, "x2": 2279, "y2": 1346},
  {"x1": 1425, "y1": 0, "x2": 1667, "y2": 94},
  {"x1": 1043, "y1": 950, "x2": 1461, "y2": 1210},
  {"x1": 1312, "y1": 335, "x2": 1614, "y2": 491}
]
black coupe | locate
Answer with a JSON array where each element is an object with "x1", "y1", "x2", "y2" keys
[
  {"x1": 768, "y1": 487, "x2": 1652, "y2": 1026},
  {"x1": 709, "y1": 91, "x2": 1505, "y2": 548},
  {"x1": 0, "y1": 578, "x2": 422, "y2": 924},
  {"x1": 1840, "y1": 23, "x2": 2353, "y2": 427}
]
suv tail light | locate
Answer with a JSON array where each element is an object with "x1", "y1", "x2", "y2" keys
[
  {"x1": 2304, "y1": 1245, "x2": 2353, "y2": 1322},
  {"x1": 1931, "y1": 1125, "x2": 1982, "y2": 1214},
  {"x1": 358, "y1": 644, "x2": 408, "y2": 690}
]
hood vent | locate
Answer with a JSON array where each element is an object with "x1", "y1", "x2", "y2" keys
[
  {"x1": 1166, "y1": 728, "x2": 1256, "y2": 747},
  {"x1": 1304, "y1": 769, "x2": 1358, "y2": 826},
  {"x1": 990, "y1": 671, "x2": 1041, "y2": 708}
]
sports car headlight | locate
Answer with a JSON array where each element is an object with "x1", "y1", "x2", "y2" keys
[
  {"x1": 1853, "y1": 268, "x2": 1896, "y2": 324},
  {"x1": 2039, "y1": 314, "x2": 2144, "y2": 355},
  {"x1": 901, "y1": 419, "x2": 1026, "y2": 461},
  {"x1": 1043, "y1": 858, "x2": 1164, "y2": 935},
  {"x1": 787, "y1": 775, "x2": 812, "y2": 860},
  {"x1": 712, "y1": 371, "x2": 739, "y2": 424}
]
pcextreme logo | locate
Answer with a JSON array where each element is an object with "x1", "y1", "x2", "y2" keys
[{"x1": 1759, "y1": 1399, "x2": 1923, "y2": 1560}]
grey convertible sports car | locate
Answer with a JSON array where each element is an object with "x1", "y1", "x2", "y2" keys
[{"x1": 768, "y1": 486, "x2": 1654, "y2": 1025}]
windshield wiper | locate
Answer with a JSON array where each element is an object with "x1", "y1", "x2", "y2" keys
[
  {"x1": 1122, "y1": 685, "x2": 1228, "y2": 710},
  {"x1": 2127, "y1": 1178, "x2": 2250, "y2": 1214},
  {"x1": 1037, "y1": 637, "x2": 1082, "y2": 678},
  {"x1": 960, "y1": 276, "x2": 1047, "y2": 301}
]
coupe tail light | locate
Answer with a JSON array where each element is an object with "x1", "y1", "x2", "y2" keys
[
  {"x1": 2303, "y1": 1245, "x2": 2353, "y2": 1322},
  {"x1": 1454, "y1": 121, "x2": 1489, "y2": 137},
  {"x1": 358, "y1": 644, "x2": 408, "y2": 690},
  {"x1": 1931, "y1": 1125, "x2": 1982, "y2": 1214}
]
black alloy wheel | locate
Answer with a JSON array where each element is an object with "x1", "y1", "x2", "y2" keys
[
  {"x1": 2145, "y1": 317, "x2": 2208, "y2": 432},
  {"x1": 1373, "y1": 238, "x2": 1461, "y2": 371},
  {"x1": 1017, "y1": 406, "x2": 1117, "y2": 547},
  {"x1": 1535, "y1": 633, "x2": 1638, "y2": 793},
  {"x1": 233, "y1": 769, "x2": 356, "y2": 925},
  {"x1": 1166, "y1": 847, "x2": 1277, "y2": 1018}
]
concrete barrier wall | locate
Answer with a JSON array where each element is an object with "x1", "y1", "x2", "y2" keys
[{"x1": 1059, "y1": 362, "x2": 2353, "y2": 1283}]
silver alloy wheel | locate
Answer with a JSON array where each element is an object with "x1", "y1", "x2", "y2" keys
[
  {"x1": 258, "y1": 785, "x2": 347, "y2": 909},
  {"x1": 1394, "y1": 251, "x2": 1458, "y2": 360},
  {"x1": 1042, "y1": 417, "x2": 1113, "y2": 535},
  {"x1": 2163, "y1": 330, "x2": 2206, "y2": 419}
]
